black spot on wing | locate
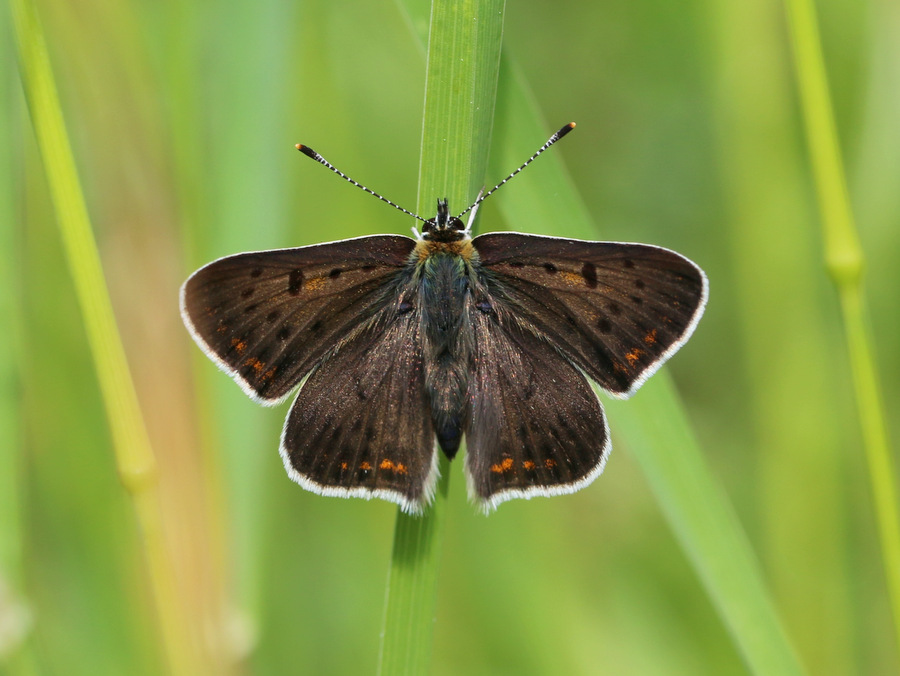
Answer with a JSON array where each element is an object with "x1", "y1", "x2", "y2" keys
[
  {"x1": 288, "y1": 269, "x2": 304, "y2": 295},
  {"x1": 581, "y1": 262, "x2": 598, "y2": 288}
]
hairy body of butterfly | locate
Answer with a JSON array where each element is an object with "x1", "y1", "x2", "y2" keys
[
  {"x1": 419, "y1": 247, "x2": 473, "y2": 458},
  {"x1": 181, "y1": 196, "x2": 707, "y2": 513}
]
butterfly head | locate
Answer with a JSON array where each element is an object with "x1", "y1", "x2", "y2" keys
[{"x1": 421, "y1": 198, "x2": 468, "y2": 242}]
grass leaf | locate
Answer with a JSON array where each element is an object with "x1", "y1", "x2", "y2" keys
[
  {"x1": 392, "y1": 3, "x2": 808, "y2": 673},
  {"x1": 378, "y1": 1, "x2": 505, "y2": 674},
  {"x1": 10, "y1": 1, "x2": 200, "y2": 673},
  {"x1": 785, "y1": 0, "x2": 900, "y2": 659}
]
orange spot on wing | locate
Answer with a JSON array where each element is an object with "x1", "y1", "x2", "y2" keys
[
  {"x1": 490, "y1": 457, "x2": 515, "y2": 474},
  {"x1": 544, "y1": 458, "x2": 556, "y2": 469},
  {"x1": 231, "y1": 337, "x2": 247, "y2": 354},
  {"x1": 379, "y1": 459, "x2": 408, "y2": 474},
  {"x1": 360, "y1": 461, "x2": 372, "y2": 471},
  {"x1": 340, "y1": 462, "x2": 348, "y2": 470},
  {"x1": 644, "y1": 329, "x2": 658, "y2": 345},
  {"x1": 625, "y1": 348, "x2": 643, "y2": 366},
  {"x1": 305, "y1": 277, "x2": 326, "y2": 291},
  {"x1": 523, "y1": 460, "x2": 536, "y2": 470},
  {"x1": 244, "y1": 357, "x2": 265, "y2": 374}
]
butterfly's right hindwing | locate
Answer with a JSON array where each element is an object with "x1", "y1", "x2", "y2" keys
[
  {"x1": 180, "y1": 235, "x2": 415, "y2": 403},
  {"x1": 465, "y1": 298, "x2": 610, "y2": 510}
]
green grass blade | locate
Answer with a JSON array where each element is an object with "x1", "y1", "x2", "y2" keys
[
  {"x1": 10, "y1": 1, "x2": 200, "y2": 673},
  {"x1": 0, "y1": 16, "x2": 36, "y2": 673},
  {"x1": 785, "y1": 0, "x2": 900, "y2": 658},
  {"x1": 415, "y1": 0, "x2": 506, "y2": 214},
  {"x1": 606, "y1": 377, "x2": 807, "y2": 675},
  {"x1": 378, "y1": 457, "x2": 451, "y2": 676},
  {"x1": 708, "y1": 0, "x2": 852, "y2": 668},
  {"x1": 494, "y1": 73, "x2": 807, "y2": 676},
  {"x1": 378, "y1": 1, "x2": 505, "y2": 674},
  {"x1": 394, "y1": 4, "x2": 806, "y2": 674}
]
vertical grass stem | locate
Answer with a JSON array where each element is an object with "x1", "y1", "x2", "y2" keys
[
  {"x1": 378, "y1": 1, "x2": 505, "y2": 673},
  {"x1": 10, "y1": 0, "x2": 200, "y2": 673},
  {"x1": 785, "y1": 0, "x2": 900, "y2": 657}
]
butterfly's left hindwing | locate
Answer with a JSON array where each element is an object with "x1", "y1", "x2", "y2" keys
[
  {"x1": 280, "y1": 301, "x2": 438, "y2": 513},
  {"x1": 473, "y1": 232, "x2": 707, "y2": 397},
  {"x1": 181, "y1": 235, "x2": 415, "y2": 403}
]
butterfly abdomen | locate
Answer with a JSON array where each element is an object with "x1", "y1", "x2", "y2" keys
[{"x1": 419, "y1": 251, "x2": 474, "y2": 459}]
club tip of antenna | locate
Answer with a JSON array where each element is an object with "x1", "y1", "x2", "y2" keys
[
  {"x1": 295, "y1": 144, "x2": 317, "y2": 159},
  {"x1": 557, "y1": 122, "x2": 576, "y2": 138}
]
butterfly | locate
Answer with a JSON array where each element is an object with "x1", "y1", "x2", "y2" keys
[{"x1": 180, "y1": 123, "x2": 708, "y2": 514}]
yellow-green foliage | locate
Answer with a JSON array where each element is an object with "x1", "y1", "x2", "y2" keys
[{"x1": 4, "y1": 0, "x2": 899, "y2": 674}]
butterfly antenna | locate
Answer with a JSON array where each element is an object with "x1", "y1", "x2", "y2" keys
[
  {"x1": 296, "y1": 144, "x2": 427, "y2": 223},
  {"x1": 456, "y1": 122, "x2": 576, "y2": 220}
]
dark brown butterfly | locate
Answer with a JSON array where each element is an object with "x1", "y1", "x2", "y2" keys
[{"x1": 180, "y1": 123, "x2": 707, "y2": 513}]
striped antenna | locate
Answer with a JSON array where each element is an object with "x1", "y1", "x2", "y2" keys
[
  {"x1": 456, "y1": 122, "x2": 576, "y2": 219},
  {"x1": 296, "y1": 144, "x2": 427, "y2": 223}
]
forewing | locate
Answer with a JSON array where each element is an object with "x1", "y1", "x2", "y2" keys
[
  {"x1": 465, "y1": 306, "x2": 609, "y2": 510},
  {"x1": 280, "y1": 305, "x2": 437, "y2": 513},
  {"x1": 180, "y1": 235, "x2": 415, "y2": 403},
  {"x1": 473, "y1": 232, "x2": 707, "y2": 396}
]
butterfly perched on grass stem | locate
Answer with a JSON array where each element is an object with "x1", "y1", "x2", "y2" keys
[{"x1": 180, "y1": 123, "x2": 708, "y2": 513}]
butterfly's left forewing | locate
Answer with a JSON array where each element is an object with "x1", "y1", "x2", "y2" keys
[{"x1": 181, "y1": 235, "x2": 415, "y2": 404}]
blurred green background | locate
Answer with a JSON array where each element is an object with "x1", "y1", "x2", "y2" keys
[{"x1": 3, "y1": 0, "x2": 900, "y2": 673}]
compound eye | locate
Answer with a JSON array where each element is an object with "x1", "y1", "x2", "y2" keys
[{"x1": 450, "y1": 217, "x2": 465, "y2": 230}]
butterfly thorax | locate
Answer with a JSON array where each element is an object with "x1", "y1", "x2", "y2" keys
[{"x1": 413, "y1": 237, "x2": 475, "y2": 263}]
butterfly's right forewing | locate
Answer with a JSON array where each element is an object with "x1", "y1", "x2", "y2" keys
[
  {"x1": 181, "y1": 235, "x2": 415, "y2": 403},
  {"x1": 474, "y1": 233, "x2": 707, "y2": 397}
]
